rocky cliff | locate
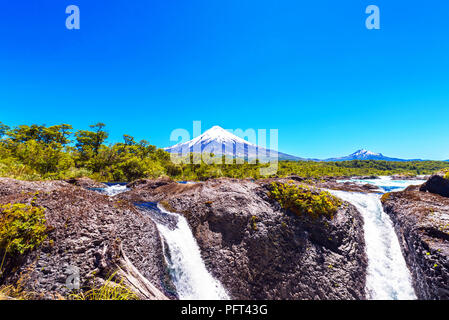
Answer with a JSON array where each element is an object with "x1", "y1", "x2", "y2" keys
[
  {"x1": 382, "y1": 184, "x2": 449, "y2": 299},
  {"x1": 0, "y1": 178, "x2": 171, "y2": 300},
  {"x1": 120, "y1": 178, "x2": 368, "y2": 300}
]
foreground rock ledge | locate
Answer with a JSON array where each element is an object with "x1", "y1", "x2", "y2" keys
[
  {"x1": 121, "y1": 178, "x2": 368, "y2": 300},
  {"x1": 382, "y1": 186, "x2": 449, "y2": 300},
  {"x1": 0, "y1": 178, "x2": 170, "y2": 300}
]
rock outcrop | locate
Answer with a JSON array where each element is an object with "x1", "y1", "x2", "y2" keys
[
  {"x1": 0, "y1": 178, "x2": 171, "y2": 300},
  {"x1": 419, "y1": 175, "x2": 449, "y2": 198},
  {"x1": 382, "y1": 187, "x2": 449, "y2": 299},
  {"x1": 65, "y1": 177, "x2": 107, "y2": 189},
  {"x1": 122, "y1": 178, "x2": 368, "y2": 300}
]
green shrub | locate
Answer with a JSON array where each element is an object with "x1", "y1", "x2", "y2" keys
[
  {"x1": 0, "y1": 203, "x2": 48, "y2": 255},
  {"x1": 268, "y1": 182, "x2": 342, "y2": 220},
  {"x1": 0, "y1": 159, "x2": 42, "y2": 181},
  {"x1": 444, "y1": 171, "x2": 449, "y2": 180}
]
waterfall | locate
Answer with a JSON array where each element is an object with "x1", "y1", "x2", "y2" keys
[
  {"x1": 91, "y1": 184, "x2": 229, "y2": 300},
  {"x1": 138, "y1": 203, "x2": 230, "y2": 300},
  {"x1": 330, "y1": 178, "x2": 423, "y2": 300}
]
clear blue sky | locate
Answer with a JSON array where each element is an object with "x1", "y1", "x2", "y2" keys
[{"x1": 1, "y1": 1, "x2": 448, "y2": 160}]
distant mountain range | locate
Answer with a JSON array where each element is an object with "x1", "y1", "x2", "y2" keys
[
  {"x1": 165, "y1": 126, "x2": 443, "y2": 162},
  {"x1": 323, "y1": 149, "x2": 408, "y2": 162}
]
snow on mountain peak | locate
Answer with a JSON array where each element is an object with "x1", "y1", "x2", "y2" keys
[
  {"x1": 192, "y1": 125, "x2": 254, "y2": 146},
  {"x1": 352, "y1": 149, "x2": 380, "y2": 156},
  {"x1": 166, "y1": 125, "x2": 257, "y2": 150}
]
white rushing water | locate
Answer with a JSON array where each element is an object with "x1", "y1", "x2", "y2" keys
[
  {"x1": 331, "y1": 177, "x2": 425, "y2": 300},
  {"x1": 155, "y1": 204, "x2": 230, "y2": 300},
  {"x1": 94, "y1": 184, "x2": 229, "y2": 300},
  {"x1": 100, "y1": 184, "x2": 129, "y2": 196},
  {"x1": 338, "y1": 176, "x2": 425, "y2": 193},
  {"x1": 97, "y1": 177, "x2": 423, "y2": 300}
]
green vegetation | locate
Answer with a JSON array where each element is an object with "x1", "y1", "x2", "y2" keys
[
  {"x1": 0, "y1": 271, "x2": 40, "y2": 300},
  {"x1": 0, "y1": 199, "x2": 48, "y2": 301},
  {"x1": 250, "y1": 215, "x2": 259, "y2": 231},
  {"x1": 0, "y1": 284, "x2": 34, "y2": 300},
  {"x1": 69, "y1": 273, "x2": 139, "y2": 301},
  {"x1": 277, "y1": 160, "x2": 449, "y2": 178},
  {"x1": 268, "y1": 181, "x2": 342, "y2": 220},
  {"x1": 0, "y1": 121, "x2": 448, "y2": 182},
  {"x1": 0, "y1": 202, "x2": 48, "y2": 255},
  {"x1": 444, "y1": 171, "x2": 449, "y2": 180},
  {"x1": 380, "y1": 192, "x2": 392, "y2": 203}
]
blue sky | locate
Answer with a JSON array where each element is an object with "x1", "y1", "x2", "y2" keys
[{"x1": 1, "y1": 1, "x2": 449, "y2": 160}]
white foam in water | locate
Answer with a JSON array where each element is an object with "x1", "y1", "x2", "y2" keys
[
  {"x1": 102, "y1": 184, "x2": 129, "y2": 196},
  {"x1": 155, "y1": 204, "x2": 229, "y2": 300},
  {"x1": 330, "y1": 177, "x2": 423, "y2": 300},
  {"x1": 338, "y1": 176, "x2": 426, "y2": 193}
]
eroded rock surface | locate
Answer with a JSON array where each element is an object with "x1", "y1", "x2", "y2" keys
[
  {"x1": 0, "y1": 178, "x2": 171, "y2": 300},
  {"x1": 122, "y1": 178, "x2": 368, "y2": 300},
  {"x1": 382, "y1": 186, "x2": 449, "y2": 299},
  {"x1": 419, "y1": 175, "x2": 449, "y2": 198},
  {"x1": 65, "y1": 177, "x2": 107, "y2": 189}
]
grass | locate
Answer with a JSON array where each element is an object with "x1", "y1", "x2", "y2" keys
[
  {"x1": 0, "y1": 284, "x2": 35, "y2": 300},
  {"x1": 0, "y1": 269, "x2": 38, "y2": 300},
  {"x1": 69, "y1": 273, "x2": 139, "y2": 301}
]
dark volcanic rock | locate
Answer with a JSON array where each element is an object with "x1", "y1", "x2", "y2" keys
[
  {"x1": 382, "y1": 188, "x2": 449, "y2": 299},
  {"x1": 285, "y1": 175, "x2": 306, "y2": 182},
  {"x1": 65, "y1": 177, "x2": 107, "y2": 189},
  {"x1": 127, "y1": 177, "x2": 173, "y2": 189},
  {"x1": 391, "y1": 174, "x2": 428, "y2": 181},
  {"x1": 0, "y1": 178, "x2": 171, "y2": 300},
  {"x1": 313, "y1": 180, "x2": 380, "y2": 193},
  {"x1": 353, "y1": 176, "x2": 379, "y2": 180},
  {"x1": 126, "y1": 178, "x2": 368, "y2": 300},
  {"x1": 420, "y1": 175, "x2": 449, "y2": 198},
  {"x1": 119, "y1": 178, "x2": 200, "y2": 203}
]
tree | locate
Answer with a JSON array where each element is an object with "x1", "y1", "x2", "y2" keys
[
  {"x1": 43, "y1": 124, "x2": 73, "y2": 146},
  {"x1": 123, "y1": 135, "x2": 136, "y2": 146},
  {"x1": 7, "y1": 124, "x2": 44, "y2": 143},
  {"x1": 0, "y1": 122, "x2": 9, "y2": 139},
  {"x1": 75, "y1": 123, "x2": 108, "y2": 156}
]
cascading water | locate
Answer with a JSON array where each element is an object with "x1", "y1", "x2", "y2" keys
[
  {"x1": 340, "y1": 176, "x2": 425, "y2": 193},
  {"x1": 90, "y1": 178, "x2": 424, "y2": 300},
  {"x1": 91, "y1": 184, "x2": 229, "y2": 300},
  {"x1": 331, "y1": 177, "x2": 425, "y2": 300},
  {"x1": 91, "y1": 183, "x2": 129, "y2": 196},
  {"x1": 137, "y1": 203, "x2": 229, "y2": 300}
]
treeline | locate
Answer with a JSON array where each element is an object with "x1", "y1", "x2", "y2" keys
[
  {"x1": 0, "y1": 122, "x2": 170, "y2": 181},
  {"x1": 0, "y1": 122, "x2": 447, "y2": 182},
  {"x1": 277, "y1": 160, "x2": 449, "y2": 178}
]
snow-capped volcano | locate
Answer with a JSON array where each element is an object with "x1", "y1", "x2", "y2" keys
[
  {"x1": 175, "y1": 125, "x2": 253, "y2": 148},
  {"x1": 325, "y1": 149, "x2": 406, "y2": 162},
  {"x1": 164, "y1": 125, "x2": 302, "y2": 161},
  {"x1": 351, "y1": 149, "x2": 381, "y2": 158}
]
